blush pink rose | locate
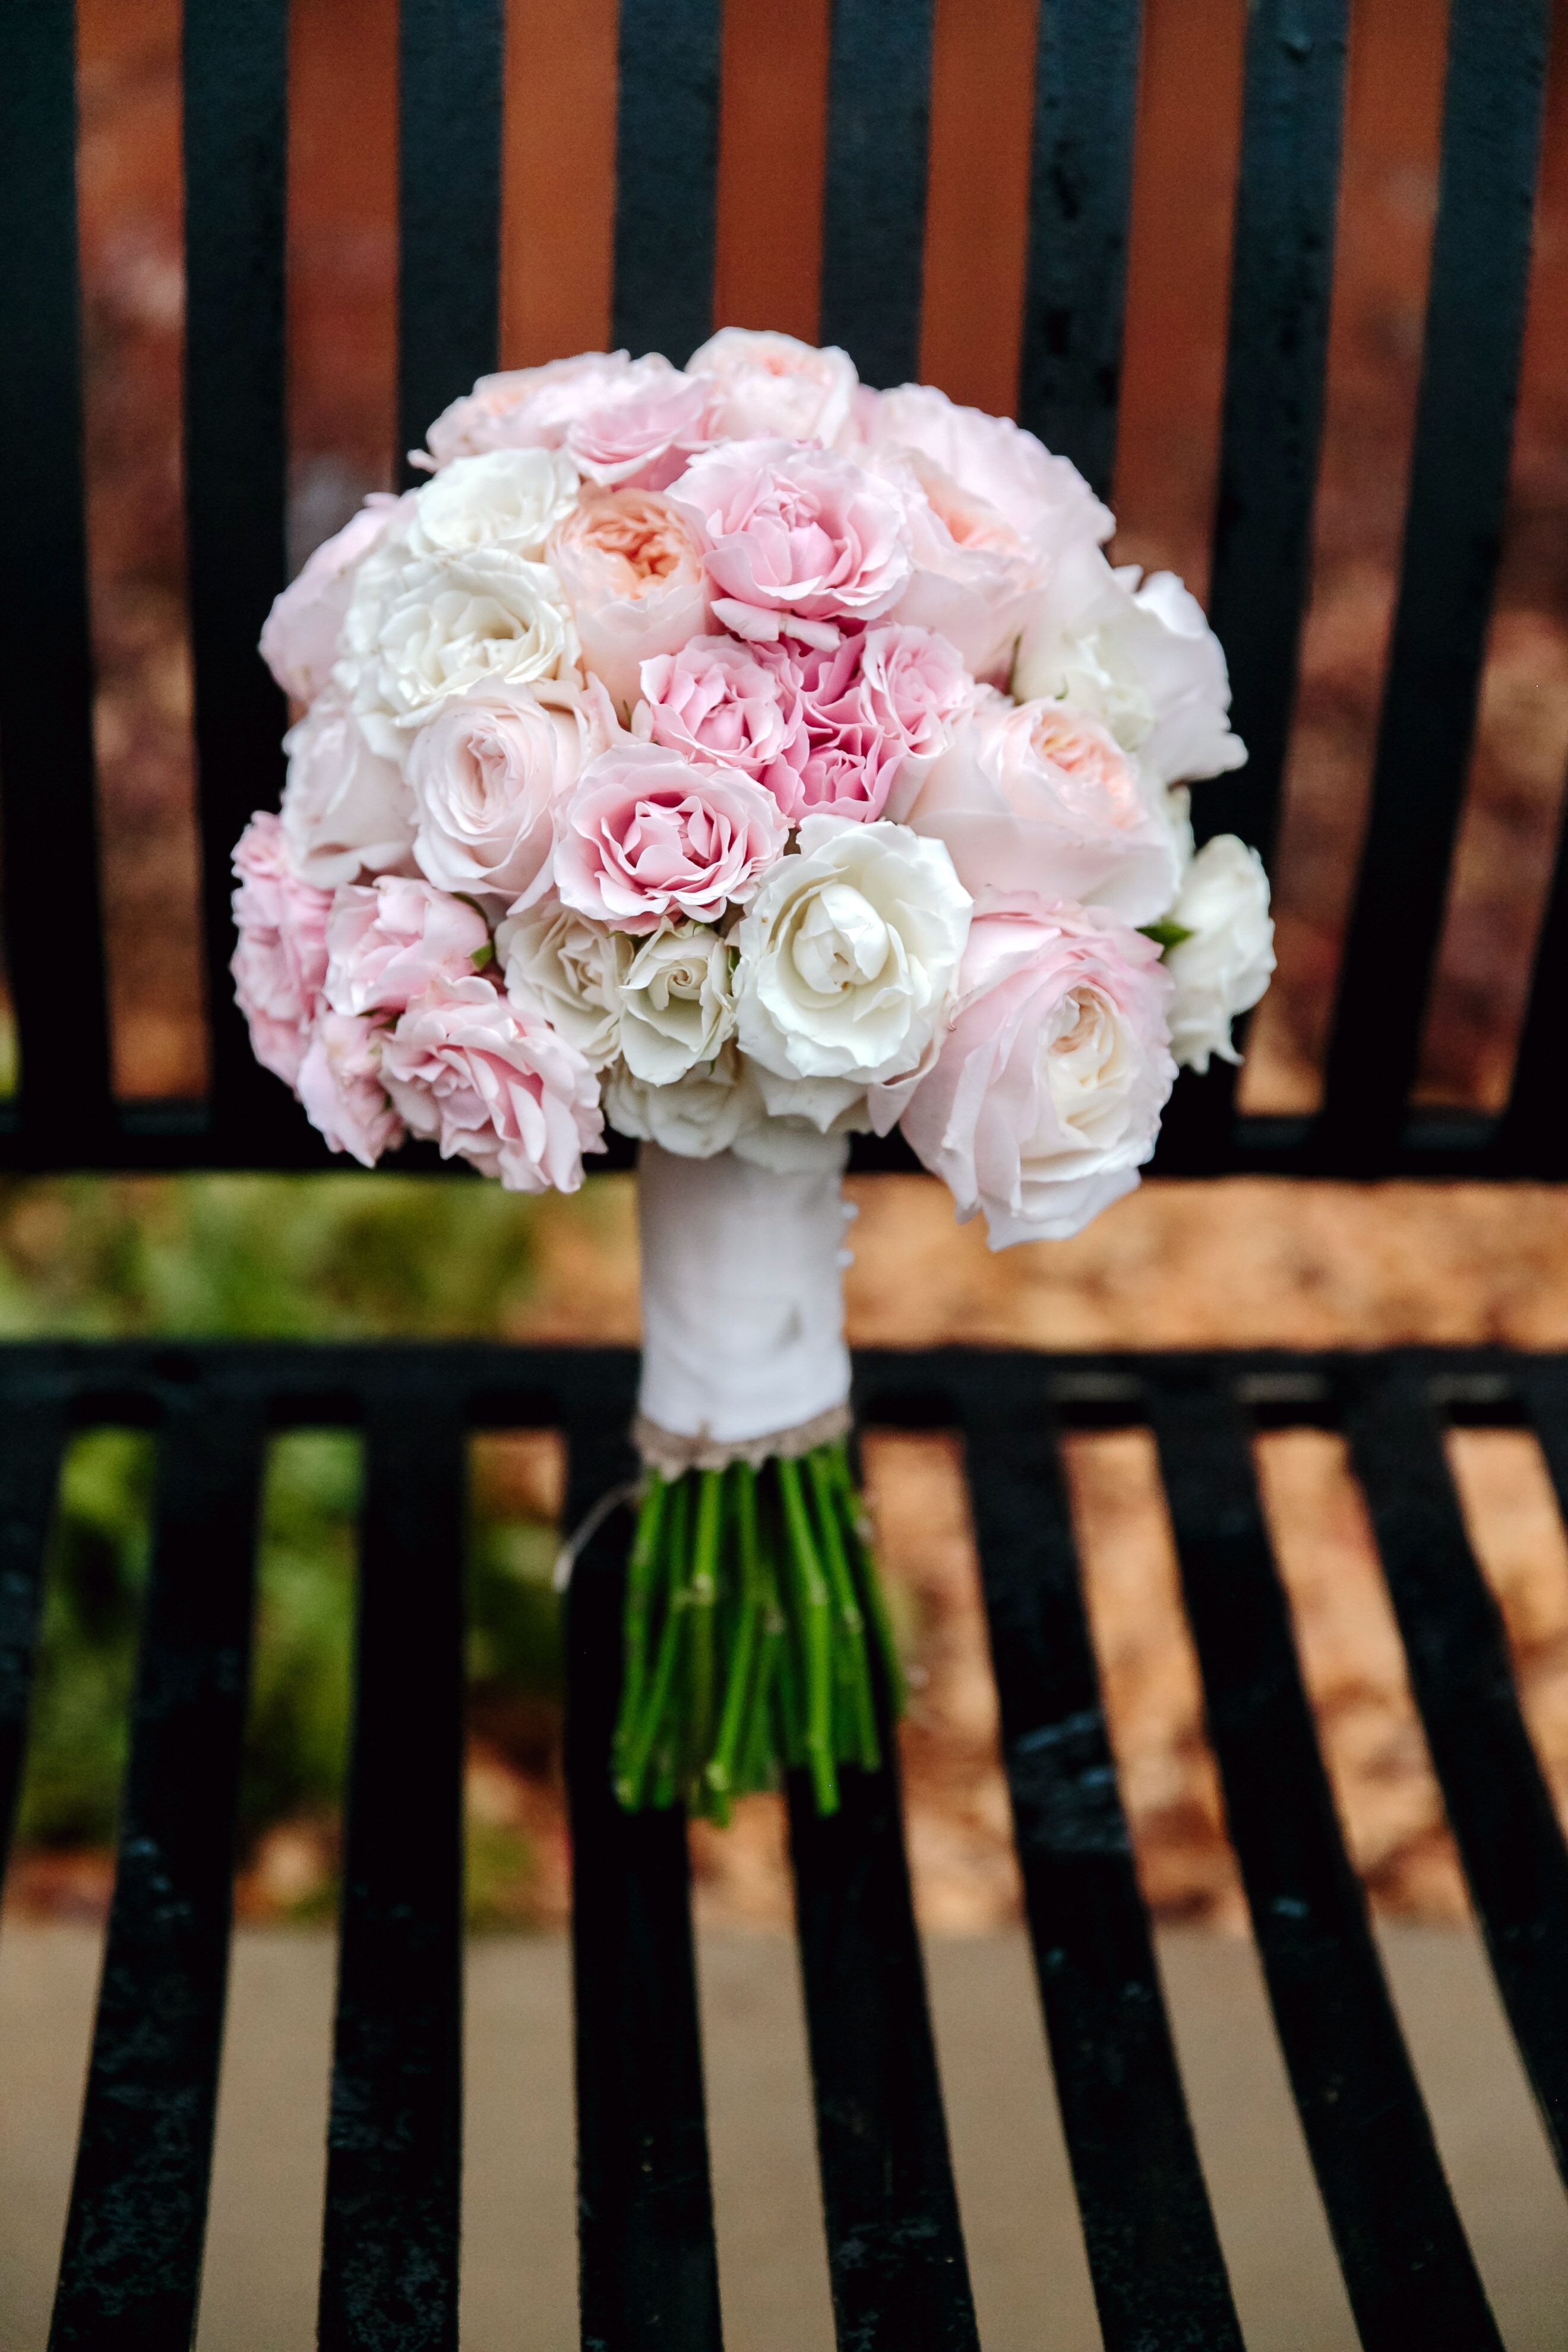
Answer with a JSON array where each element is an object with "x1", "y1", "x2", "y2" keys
[
  {"x1": 230, "y1": 813, "x2": 333, "y2": 1087},
  {"x1": 421, "y1": 352, "x2": 634, "y2": 468},
  {"x1": 668, "y1": 439, "x2": 912, "y2": 647},
  {"x1": 260, "y1": 493, "x2": 415, "y2": 704},
  {"x1": 382, "y1": 972, "x2": 603, "y2": 1191},
  {"x1": 748, "y1": 623, "x2": 971, "y2": 822},
  {"x1": 858, "y1": 382, "x2": 1112, "y2": 552},
  {"x1": 635, "y1": 635, "x2": 805, "y2": 805},
  {"x1": 296, "y1": 1011, "x2": 405, "y2": 1166},
  {"x1": 564, "y1": 355, "x2": 710, "y2": 491},
  {"x1": 279, "y1": 693, "x2": 415, "y2": 887},
  {"x1": 554, "y1": 741, "x2": 788, "y2": 931},
  {"x1": 686, "y1": 328, "x2": 858, "y2": 445},
  {"x1": 407, "y1": 678, "x2": 609, "y2": 906},
  {"x1": 549, "y1": 489, "x2": 712, "y2": 713},
  {"x1": 324, "y1": 876, "x2": 492, "y2": 1017},
  {"x1": 890, "y1": 691, "x2": 1183, "y2": 924},
  {"x1": 901, "y1": 895, "x2": 1175, "y2": 1248}
]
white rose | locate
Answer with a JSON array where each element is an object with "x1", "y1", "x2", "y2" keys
[
  {"x1": 340, "y1": 548, "x2": 580, "y2": 755},
  {"x1": 1014, "y1": 542, "x2": 1246, "y2": 790},
  {"x1": 279, "y1": 692, "x2": 415, "y2": 887},
  {"x1": 1162, "y1": 834, "x2": 1275, "y2": 1071},
  {"x1": 403, "y1": 447, "x2": 581, "y2": 563},
  {"x1": 407, "y1": 676, "x2": 606, "y2": 907},
  {"x1": 734, "y1": 815, "x2": 971, "y2": 1085},
  {"x1": 497, "y1": 894, "x2": 625, "y2": 1069},
  {"x1": 686, "y1": 328, "x2": 859, "y2": 446},
  {"x1": 618, "y1": 921, "x2": 736, "y2": 1084},
  {"x1": 603, "y1": 1043, "x2": 764, "y2": 1159}
]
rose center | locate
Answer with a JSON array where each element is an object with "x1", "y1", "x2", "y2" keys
[{"x1": 791, "y1": 883, "x2": 889, "y2": 995}]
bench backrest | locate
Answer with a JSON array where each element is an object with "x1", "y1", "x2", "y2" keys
[{"x1": 0, "y1": 0, "x2": 1556, "y2": 1182}]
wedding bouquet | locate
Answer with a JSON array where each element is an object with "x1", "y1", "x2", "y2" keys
[{"x1": 237, "y1": 330, "x2": 1273, "y2": 1820}]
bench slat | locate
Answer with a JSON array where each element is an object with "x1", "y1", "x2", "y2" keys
[
  {"x1": 565, "y1": 1404, "x2": 726, "y2": 2352},
  {"x1": 184, "y1": 0, "x2": 295, "y2": 1150},
  {"x1": 1495, "y1": 791, "x2": 1568, "y2": 1177},
  {"x1": 788, "y1": 1763, "x2": 980, "y2": 2351},
  {"x1": 1147, "y1": 1366, "x2": 1504, "y2": 2351},
  {"x1": 820, "y1": 0, "x2": 936, "y2": 390},
  {"x1": 0, "y1": 1387, "x2": 67, "y2": 1880},
  {"x1": 50, "y1": 1384, "x2": 264, "y2": 2348},
  {"x1": 613, "y1": 0, "x2": 722, "y2": 363},
  {"x1": 318, "y1": 1387, "x2": 466, "y2": 2350},
  {"x1": 1017, "y1": 0, "x2": 1143, "y2": 500},
  {"x1": 1317, "y1": 0, "x2": 1553, "y2": 1168},
  {"x1": 960, "y1": 1379, "x2": 1244, "y2": 2351},
  {"x1": 0, "y1": 0, "x2": 115, "y2": 1159},
  {"x1": 397, "y1": 0, "x2": 505, "y2": 476}
]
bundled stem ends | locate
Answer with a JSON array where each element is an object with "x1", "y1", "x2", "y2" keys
[{"x1": 611, "y1": 1438, "x2": 903, "y2": 1823}]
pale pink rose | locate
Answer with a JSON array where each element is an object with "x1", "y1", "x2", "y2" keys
[
  {"x1": 881, "y1": 451, "x2": 1049, "y2": 681},
  {"x1": 382, "y1": 972, "x2": 603, "y2": 1191},
  {"x1": 260, "y1": 493, "x2": 415, "y2": 704},
  {"x1": 296, "y1": 1011, "x2": 405, "y2": 1166},
  {"x1": 855, "y1": 382, "x2": 1112, "y2": 553},
  {"x1": 890, "y1": 691, "x2": 1183, "y2": 924},
  {"x1": 564, "y1": 355, "x2": 710, "y2": 491},
  {"x1": 855, "y1": 624, "x2": 973, "y2": 781},
  {"x1": 635, "y1": 636, "x2": 804, "y2": 806},
  {"x1": 686, "y1": 328, "x2": 858, "y2": 445},
  {"x1": 549, "y1": 489, "x2": 711, "y2": 712},
  {"x1": 668, "y1": 439, "x2": 912, "y2": 647},
  {"x1": 421, "y1": 353, "x2": 634, "y2": 468},
  {"x1": 324, "y1": 876, "x2": 491, "y2": 1017},
  {"x1": 901, "y1": 895, "x2": 1175, "y2": 1248},
  {"x1": 748, "y1": 623, "x2": 971, "y2": 821},
  {"x1": 279, "y1": 693, "x2": 416, "y2": 887},
  {"x1": 407, "y1": 678, "x2": 610, "y2": 906},
  {"x1": 554, "y1": 740, "x2": 788, "y2": 932},
  {"x1": 230, "y1": 813, "x2": 332, "y2": 1087}
]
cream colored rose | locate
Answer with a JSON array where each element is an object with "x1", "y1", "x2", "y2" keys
[
  {"x1": 603, "y1": 1043, "x2": 763, "y2": 1159},
  {"x1": 342, "y1": 549, "x2": 580, "y2": 755},
  {"x1": 497, "y1": 894, "x2": 626, "y2": 1069},
  {"x1": 1162, "y1": 834, "x2": 1275, "y2": 1070},
  {"x1": 403, "y1": 448, "x2": 581, "y2": 563},
  {"x1": 617, "y1": 921, "x2": 736, "y2": 1083},
  {"x1": 279, "y1": 692, "x2": 415, "y2": 887},
  {"x1": 734, "y1": 814, "x2": 970, "y2": 1085}
]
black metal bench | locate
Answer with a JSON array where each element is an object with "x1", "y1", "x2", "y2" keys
[{"x1": 0, "y1": 1, "x2": 1564, "y2": 2345}]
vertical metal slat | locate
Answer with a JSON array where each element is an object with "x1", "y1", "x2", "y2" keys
[
  {"x1": 1494, "y1": 772, "x2": 1568, "y2": 1175},
  {"x1": 0, "y1": 1386, "x2": 69, "y2": 1885},
  {"x1": 820, "y1": 0, "x2": 937, "y2": 390},
  {"x1": 318, "y1": 1387, "x2": 466, "y2": 2350},
  {"x1": 50, "y1": 1384, "x2": 265, "y2": 2348},
  {"x1": 612, "y1": 0, "x2": 722, "y2": 363},
  {"x1": 959, "y1": 1376, "x2": 1243, "y2": 2351},
  {"x1": 1148, "y1": 1366, "x2": 1503, "y2": 2352},
  {"x1": 398, "y1": 0, "x2": 505, "y2": 472}
]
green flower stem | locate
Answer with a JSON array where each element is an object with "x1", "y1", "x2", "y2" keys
[
  {"x1": 612, "y1": 1475, "x2": 666, "y2": 1781},
  {"x1": 615, "y1": 1477, "x2": 688, "y2": 1808},
  {"x1": 828, "y1": 1438, "x2": 906, "y2": 1716},
  {"x1": 707, "y1": 1465, "x2": 763, "y2": 1814},
  {"x1": 806, "y1": 1449, "x2": 880, "y2": 1774},
  {"x1": 685, "y1": 1468, "x2": 723, "y2": 1781},
  {"x1": 776, "y1": 1456, "x2": 839, "y2": 1816}
]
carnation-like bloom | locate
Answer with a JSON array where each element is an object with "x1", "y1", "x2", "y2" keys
[
  {"x1": 407, "y1": 676, "x2": 608, "y2": 906},
  {"x1": 342, "y1": 550, "x2": 580, "y2": 754},
  {"x1": 382, "y1": 972, "x2": 603, "y2": 1191},
  {"x1": 421, "y1": 352, "x2": 635, "y2": 468},
  {"x1": 230, "y1": 813, "x2": 332, "y2": 1088},
  {"x1": 564, "y1": 354, "x2": 710, "y2": 491},
  {"x1": 554, "y1": 740, "x2": 789, "y2": 932},
  {"x1": 669, "y1": 438, "x2": 912, "y2": 647},
  {"x1": 324, "y1": 875, "x2": 492, "y2": 1017},
  {"x1": 758, "y1": 624, "x2": 973, "y2": 823},
  {"x1": 734, "y1": 813, "x2": 971, "y2": 1085},
  {"x1": 260, "y1": 492, "x2": 414, "y2": 705},
  {"x1": 549, "y1": 489, "x2": 711, "y2": 715},
  {"x1": 279, "y1": 693, "x2": 416, "y2": 888},
  {"x1": 403, "y1": 448, "x2": 581, "y2": 564},
  {"x1": 617, "y1": 920, "x2": 737, "y2": 1084},
  {"x1": 296, "y1": 1011, "x2": 405, "y2": 1167},
  {"x1": 686, "y1": 328, "x2": 859, "y2": 447},
  {"x1": 892, "y1": 690, "x2": 1183, "y2": 924},
  {"x1": 901, "y1": 895, "x2": 1175, "y2": 1248},
  {"x1": 1161, "y1": 834, "x2": 1275, "y2": 1070},
  {"x1": 1013, "y1": 541, "x2": 1247, "y2": 789},
  {"x1": 497, "y1": 894, "x2": 626, "y2": 1070},
  {"x1": 636, "y1": 635, "x2": 804, "y2": 801}
]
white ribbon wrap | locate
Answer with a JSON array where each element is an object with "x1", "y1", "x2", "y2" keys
[{"x1": 635, "y1": 1140, "x2": 853, "y2": 1471}]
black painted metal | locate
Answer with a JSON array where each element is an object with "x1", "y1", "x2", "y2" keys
[
  {"x1": 318, "y1": 1383, "x2": 467, "y2": 2349},
  {"x1": 399, "y1": 0, "x2": 505, "y2": 477},
  {"x1": 612, "y1": 0, "x2": 722, "y2": 365},
  {"x1": 1017, "y1": 0, "x2": 1143, "y2": 501},
  {"x1": 564, "y1": 1379, "x2": 726, "y2": 2352},
  {"x1": 1148, "y1": 1366, "x2": 1504, "y2": 2351},
  {"x1": 0, "y1": 0, "x2": 114, "y2": 1159},
  {"x1": 787, "y1": 1761, "x2": 980, "y2": 2352},
  {"x1": 50, "y1": 1382, "x2": 265, "y2": 2348},
  {"x1": 954, "y1": 1363, "x2": 1243, "y2": 2351},
  {"x1": 1495, "y1": 772, "x2": 1568, "y2": 1178},
  {"x1": 0, "y1": 1387, "x2": 66, "y2": 1883},
  {"x1": 820, "y1": 0, "x2": 937, "y2": 389},
  {"x1": 1318, "y1": 0, "x2": 1553, "y2": 1168}
]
